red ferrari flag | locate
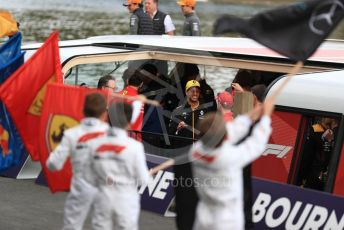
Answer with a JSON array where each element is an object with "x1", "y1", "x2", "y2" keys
[
  {"x1": 39, "y1": 83, "x2": 101, "y2": 192},
  {"x1": 0, "y1": 32, "x2": 63, "y2": 160}
]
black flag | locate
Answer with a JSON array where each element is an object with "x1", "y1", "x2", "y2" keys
[{"x1": 214, "y1": 0, "x2": 344, "y2": 61}]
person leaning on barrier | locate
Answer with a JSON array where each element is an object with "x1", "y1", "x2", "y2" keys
[
  {"x1": 145, "y1": 0, "x2": 176, "y2": 35},
  {"x1": 123, "y1": 0, "x2": 154, "y2": 35},
  {"x1": 86, "y1": 102, "x2": 152, "y2": 230},
  {"x1": 46, "y1": 93, "x2": 109, "y2": 230},
  {"x1": 190, "y1": 98, "x2": 274, "y2": 230},
  {"x1": 177, "y1": 0, "x2": 201, "y2": 36}
]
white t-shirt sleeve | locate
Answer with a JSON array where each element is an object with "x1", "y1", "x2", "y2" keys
[
  {"x1": 164, "y1": 15, "x2": 175, "y2": 33},
  {"x1": 131, "y1": 100, "x2": 142, "y2": 124}
]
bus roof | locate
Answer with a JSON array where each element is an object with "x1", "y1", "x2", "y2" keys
[
  {"x1": 267, "y1": 70, "x2": 344, "y2": 114},
  {"x1": 22, "y1": 35, "x2": 344, "y2": 65}
]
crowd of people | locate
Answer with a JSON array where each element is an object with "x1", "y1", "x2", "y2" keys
[
  {"x1": 1, "y1": 3, "x2": 340, "y2": 230},
  {"x1": 45, "y1": 57, "x2": 278, "y2": 230},
  {"x1": 123, "y1": 0, "x2": 201, "y2": 36}
]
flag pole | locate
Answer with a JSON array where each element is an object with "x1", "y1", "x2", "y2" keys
[{"x1": 269, "y1": 61, "x2": 303, "y2": 100}]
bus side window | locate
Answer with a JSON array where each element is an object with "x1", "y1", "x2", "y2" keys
[{"x1": 298, "y1": 117, "x2": 338, "y2": 191}]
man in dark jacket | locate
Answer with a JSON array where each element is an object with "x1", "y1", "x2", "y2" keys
[
  {"x1": 145, "y1": 0, "x2": 175, "y2": 35},
  {"x1": 169, "y1": 80, "x2": 210, "y2": 230},
  {"x1": 177, "y1": 0, "x2": 201, "y2": 36},
  {"x1": 123, "y1": 0, "x2": 154, "y2": 35}
]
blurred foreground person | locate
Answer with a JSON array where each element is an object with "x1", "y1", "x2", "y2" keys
[
  {"x1": 46, "y1": 93, "x2": 109, "y2": 230},
  {"x1": 88, "y1": 102, "x2": 152, "y2": 230},
  {"x1": 190, "y1": 98, "x2": 274, "y2": 230}
]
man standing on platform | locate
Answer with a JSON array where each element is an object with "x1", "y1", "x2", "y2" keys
[
  {"x1": 177, "y1": 0, "x2": 201, "y2": 36},
  {"x1": 123, "y1": 0, "x2": 154, "y2": 35},
  {"x1": 145, "y1": 0, "x2": 175, "y2": 35}
]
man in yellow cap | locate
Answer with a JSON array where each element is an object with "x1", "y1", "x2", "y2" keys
[
  {"x1": 123, "y1": 0, "x2": 154, "y2": 35},
  {"x1": 177, "y1": 0, "x2": 201, "y2": 36},
  {"x1": 169, "y1": 80, "x2": 209, "y2": 230}
]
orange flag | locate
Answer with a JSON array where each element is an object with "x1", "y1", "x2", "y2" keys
[
  {"x1": 0, "y1": 10, "x2": 19, "y2": 38},
  {"x1": 0, "y1": 32, "x2": 63, "y2": 160},
  {"x1": 39, "y1": 83, "x2": 104, "y2": 192}
]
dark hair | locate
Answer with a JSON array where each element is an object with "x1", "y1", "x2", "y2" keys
[
  {"x1": 140, "y1": 63, "x2": 158, "y2": 76},
  {"x1": 251, "y1": 84, "x2": 266, "y2": 103},
  {"x1": 97, "y1": 75, "x2": 115, "y2": 89},
  {"x1": 183, "y1": 63, "x2": 199, "y2": 79},
  {"x1": 108, "y1": 102, "x2": 133, "y2": 128},
  {"x1": 197, "y1": 112, "x2": 227, "y2": 148},
  {"x1": 128, "y1": 71, "x2": 144, "y2": 87},
  {"x1": 122, "y1": 68, "x2": 135, "y2": 88},
  {"x1": 83, "y1": 93, "x2": 107, "y2": 118}
]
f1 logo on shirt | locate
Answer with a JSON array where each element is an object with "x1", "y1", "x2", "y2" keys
[{"x1": 262, "y1": 144, "x2": 292, "y2": 158}]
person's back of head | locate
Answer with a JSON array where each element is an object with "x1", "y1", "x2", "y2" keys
[
  {"x1": 183, "y1": 63, "x2": 199, "y2": 81},
  {"x1": 97, "y1": 75, "x2": 115, "y2": 89},
  {"x1": 139, "y1": 63, "x2": 158, "y2": 84},
  {"x1": 251, "y1": 84, "x2": 266, "y2": 103},
  {"x1": 233, "y1": 69, "x2": 254, "y2": 91},
  {"x1": 122, "y1": 68, "x2": 135, "y2": 88},
  {"x1": 140, "y1": 63, "x2": 158, "y2": 76},
  {"x1": 197, "y1": 112, "x2": 227, "y2": 149},
  {"x1": 108, "y1": 102, "x2": 133, "y2": 129},
  {"x1": 83, "y1": 93, "x2": 107, "y2": 118},
  {"x1": 128, "y1": 71, "x2": 144, "y2": 87},
  {"x1": 217, "y1": 91, "x2": 233, "y2": 110}
]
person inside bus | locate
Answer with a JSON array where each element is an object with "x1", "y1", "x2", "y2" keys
[
  {"x1": 168, "y1": 80, "x2": 210, "y2": 230},
  {"x1": 180, "y1": 63, "x2": 217, "y2": 112},
  {"x1": 231, "y1": 82, "x2": 267, "y2": 107},
  {"x1": 116, "y1": 72, "x2": 145, "y2": 140},
  {"x1": 301, "y1": 117, "x2": 337, "y2": 191},
  {"x1": 97, "y1": 75, "x2": 117, "y2": 93},
  {"x1": 216, "y1": 91, "x2": 234, "y2": 122},
  {"x1": 139, "y1": 63, "x2": 166, "y2": 150}
]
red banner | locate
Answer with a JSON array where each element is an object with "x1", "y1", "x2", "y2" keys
[
  {"x1": 39, "y1": 83, "x2": 105, "y2": 192},
  {"x1": 0, "y1": 32, "x2": 63, "y2": 160}
]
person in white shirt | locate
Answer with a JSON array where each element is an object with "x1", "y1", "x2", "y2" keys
[
  {"x1": 46, "y1": 93, "x2": 109, "y2": 230},
  {"x1": 88, "y1": 102, "x2": 152, "y2": 230},
  {"x1": 145, "y1": 0, "x2": 175, "y2": 35},
  {"x1": 190, "y1": 98, "x2": 274, "y2": 230}
]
